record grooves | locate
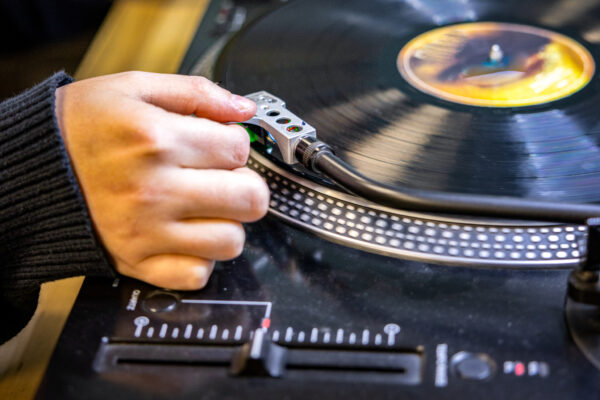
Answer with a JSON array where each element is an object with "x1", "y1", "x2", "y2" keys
[{"x1": 214, "y1": 0, "x2": 600, "y2": 203}]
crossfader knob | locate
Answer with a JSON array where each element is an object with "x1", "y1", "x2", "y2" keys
[{"x1": 230, "y1": 329, "x2": 287, "y2": 377}]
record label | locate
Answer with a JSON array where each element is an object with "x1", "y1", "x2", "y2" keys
[{"x1": 398, "y1": 22, "x2": 595, "y2": 107}]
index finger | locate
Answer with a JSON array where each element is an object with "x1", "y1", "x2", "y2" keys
[{"x1": 120, "y1": 71, "x2": 257, "y2": 122}]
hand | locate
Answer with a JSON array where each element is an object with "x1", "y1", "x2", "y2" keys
[{"x1": 55, "y1": 71, "x2": 269, "y2": 290}]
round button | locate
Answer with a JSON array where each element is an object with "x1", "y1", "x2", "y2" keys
[
  {"x1": 451, "y1": 352, "x2": 495, "y2": 381},
  {"x1": 143, "y1": 291, "x2": 178, "y2": 313}
]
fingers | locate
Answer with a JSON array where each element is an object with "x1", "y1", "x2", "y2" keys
[
  {"x1": 58, "y1": 71, "x2": 268, "y2": 292},
  {"x1": 120, "y1": 71, "x2": 256, "y2": 122},
  {"x1": 159, "y1": 219, "x2": 246, "y2": 261},
  {"x1": 152, "y1": 110, "x2": 251, "y2": 170},
  {"x1": 165, "y1": 168, "x2": 270, "y2": 221},
  {"x1": 118, "y1": 254, "x2": 215, "y2": 290}
]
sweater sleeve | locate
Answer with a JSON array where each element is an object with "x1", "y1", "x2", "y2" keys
[{"x1": 0, "y1": 72, "x2": 114, "y2": 343}]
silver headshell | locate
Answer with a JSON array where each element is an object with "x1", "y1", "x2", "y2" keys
[{"x1": 243, "y1": 91, "x2": 317, "y2": 164}]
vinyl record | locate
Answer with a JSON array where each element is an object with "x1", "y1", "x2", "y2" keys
[{"x1": 214, "y1": 0, "x2": 600, "y2": 203}]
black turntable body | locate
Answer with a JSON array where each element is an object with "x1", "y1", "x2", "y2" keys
[
  {"x1": 35, "y1": 0, "x2": 600, "y2": 398},
  {"x1": 35, "y1": 220, "x2": 599, "y2": 399}
]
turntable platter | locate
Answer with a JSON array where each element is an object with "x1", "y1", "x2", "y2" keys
[{"x1": 214, "y1": 0, "x2": 600, "y2": 203}]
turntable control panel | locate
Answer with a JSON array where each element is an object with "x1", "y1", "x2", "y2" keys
[
  {"x1": 99, "y1": 282, "x2": 507, "y2": 388},
  {"x1": 97, "y1": 282, "x2": 423, "y2": 385},
  {"x1": 37, "y1": 218, "x2": 600, "y2": 399},
  {"x1": 98, "y1": 282, "x2": 551, "y2": 386}
]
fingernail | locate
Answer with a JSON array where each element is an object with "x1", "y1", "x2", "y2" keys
[{"x1": 231, "y1": 95, "x2": 255, "y2": 112}]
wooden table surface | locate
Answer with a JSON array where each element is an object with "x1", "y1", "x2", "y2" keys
[{"x1": 0, "y1": 1, "x2": 209, "y2": 397}]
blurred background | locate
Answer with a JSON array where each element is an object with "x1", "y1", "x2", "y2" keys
[{"x1": 0, "y1": 0, "x2": 113, "y2": 100}]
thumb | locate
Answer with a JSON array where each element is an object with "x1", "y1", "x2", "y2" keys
[{"x1": 122, "y1": 71, "x2": 256, "y2": 122}]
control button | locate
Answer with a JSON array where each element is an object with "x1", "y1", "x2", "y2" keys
[
  {"x1": 451, "y1": 351, "x2": 495, "y2": 381},
  {"x1": 143, "y1": 291, "x2": 178, "y2": 313}
]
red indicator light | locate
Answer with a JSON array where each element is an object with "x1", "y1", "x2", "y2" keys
[
  {"x1": 515, "y1": 362, "x2": 525, "y2": 376},
  {"x1": 261, "y1": 318, "x2": 271, "y2": 329}
]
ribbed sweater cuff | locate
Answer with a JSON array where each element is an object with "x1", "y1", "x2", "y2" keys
[{"x1": 0, "y1": 72, "x2": 114, "y2": 295}]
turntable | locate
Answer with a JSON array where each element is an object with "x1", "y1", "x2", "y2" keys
[{"x1": 36, "y1": 0, "x2": 600, "y2": 398}]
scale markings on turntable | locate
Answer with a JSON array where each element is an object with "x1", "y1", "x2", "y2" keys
[
  {"x1": 209, "y1": 325, "x2": 218, "y2": 340},
  {"x1": 184, "y1": 324, "x2": 192, "y2": 339},
  {"x1": 362, "y1": 330, "x2": 370, "y2": 345},
  {"x1": 234, "y1": 325, "x2": 243, "y2": 341},
  {"x1": 349, "y1": 333, "x2": 357, "y2": 345},
  {"x1": 435, "y1": 344, "x2": 449, "y2": 387},
  {"x1": 336, "y1": 329, "x2": 344, "y2": 344},
  {"x1": 310, "y1": 328, "x2": 318, "y2": 343},
  {"x1": 297, "y1": 331, "x2": 305, "y2": 343},
  {"x1": 133, "y1": 316, "x2": 149, "y2": 338}
]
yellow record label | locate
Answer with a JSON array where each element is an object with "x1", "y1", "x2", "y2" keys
[{"x1": 398, "y1": 22, "x2": 595, "y2": 107}]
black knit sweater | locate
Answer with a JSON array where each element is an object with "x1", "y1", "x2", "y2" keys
[{"x1": 0, "y1": 72, "x2": 113, "y2": 343}]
